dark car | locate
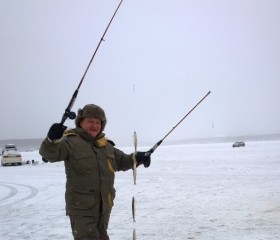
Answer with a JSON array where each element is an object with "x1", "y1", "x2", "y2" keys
[{"x1": 232, "y1": 141, "x2": 245, "y2": 148}]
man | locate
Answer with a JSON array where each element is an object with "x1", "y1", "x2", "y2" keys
[{"x1": 40, "y1": 104, "x2": 151, "y2": 240}]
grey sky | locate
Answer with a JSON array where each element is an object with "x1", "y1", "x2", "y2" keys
[{"x1": 1, "y1": 0, "x2": 280, "y2": 146}]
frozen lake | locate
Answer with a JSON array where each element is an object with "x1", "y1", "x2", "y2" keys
[{"x1": 0, "y1": 140, "x2": 279, "y2": 240}]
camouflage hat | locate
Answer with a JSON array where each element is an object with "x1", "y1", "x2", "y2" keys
[{"x1": 75, "y1": 104, "x2": 107, "y2": 131}]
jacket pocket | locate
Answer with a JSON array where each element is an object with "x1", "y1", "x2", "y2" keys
[
  {"x1": 105, "y1": 153, "x2": 117, "y2": 173},
  {"x1": 73, "y1": 154, "x2": 97, "y2": 175},
  {"x1": 107, "y1": 187, "x2": 116, "y2": 208},
  {"x1": 71, "y1": 190, "x2": 95, "y2": 209}
]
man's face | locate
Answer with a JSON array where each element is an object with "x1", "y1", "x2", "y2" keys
[{"x1": 80, "y1": 117, "x2": 102, "y2": 137}]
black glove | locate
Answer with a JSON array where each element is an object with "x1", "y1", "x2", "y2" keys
[
  {"x1": 135, "y1": 151, "x2": 151, "y2": 168},
  {"x1": 47, "y1": 123, "x2": 67, "y2": 142},
  {"x1": 42, "y1": 157, "x2": 48, "y2": 163}
]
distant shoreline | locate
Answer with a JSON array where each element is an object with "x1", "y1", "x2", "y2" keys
[
  {"x1": 163, "y1": 133, "x2": 280, "y2": 146},
  {"x1": 0, "y1": 138, "x2": 44, "y2": 151},
  {"x1": 1, "y1": 133, "x2": 280, "y2": 151}
]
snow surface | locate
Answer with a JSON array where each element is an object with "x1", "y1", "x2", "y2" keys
[{"x1": 0, "y1": 140, "x2": 279, "y2": 240}]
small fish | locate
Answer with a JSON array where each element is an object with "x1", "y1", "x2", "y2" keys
[
  {"x1": 133, "y1": 161, "x2": 137, "y2": 185},
  {"x1": 133, "y1": 228, "x2": 136, "y2": 240},
  {"x1": 134, "y1": 131, "x2": 137, "y2": 152},
  {"x1": 133, "y1": 131, "x2": 137, "y2": 185},
  {"x1": 132, "y1": 196, "x2": 136, "y2": 223}
]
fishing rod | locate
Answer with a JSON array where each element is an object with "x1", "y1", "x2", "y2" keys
[
  {"x1": 60, "y1": 0, "x2": 124, "y2": 125},
  {"x1": 145, "y1": 91, "x2": 211, "y2": 157}
]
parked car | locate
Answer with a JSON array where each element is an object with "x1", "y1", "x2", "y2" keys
[
  {"x1": 1, "y1": 144, "x2": 22, "y2": 166},
  {"x1": 232, "y1": 141, "x2": 245, "y2": 148}
]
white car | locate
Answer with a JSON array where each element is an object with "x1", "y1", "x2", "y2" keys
[{"x1": 1, "y1": 144, "x2": 22, "y2": 166}]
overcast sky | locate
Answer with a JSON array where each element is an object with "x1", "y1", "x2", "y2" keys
[{"x1": 1, "y1": 0, "x2": 280, "y2": 146}]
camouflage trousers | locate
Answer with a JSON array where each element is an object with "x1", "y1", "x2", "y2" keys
[{"x1": 70, "y1": 214, "x2": 110, "y2": 240}]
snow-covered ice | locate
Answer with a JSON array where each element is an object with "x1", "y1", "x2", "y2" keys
[{"x1": 0, "y1": 140, "x2": 279, "y2": 240}]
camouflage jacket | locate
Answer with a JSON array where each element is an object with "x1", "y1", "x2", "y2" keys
[{"x1": 39, "y1": 127, "x2": 134, "y2": 216}]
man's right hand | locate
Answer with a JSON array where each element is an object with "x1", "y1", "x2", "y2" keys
[{"x1": 47, "y1": 123, "x2": 67, "y2": 142}]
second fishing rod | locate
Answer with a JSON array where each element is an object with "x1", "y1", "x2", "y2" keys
[{"x1": 142, "y1": 91, "x2": 211, "y2": 166}]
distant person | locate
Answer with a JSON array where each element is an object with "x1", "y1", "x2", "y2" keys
[{"x1": 39, "y1": 104, "x2": 151, "y2": 240}]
